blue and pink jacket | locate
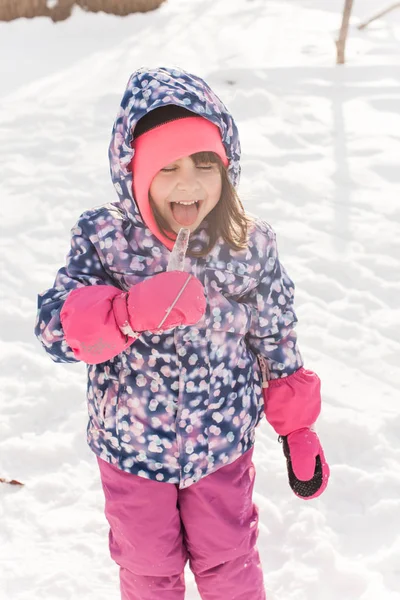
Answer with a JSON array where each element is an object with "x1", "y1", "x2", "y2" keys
[{"x1": 35, "y1": 67, "x2": 320, "y2": 489}]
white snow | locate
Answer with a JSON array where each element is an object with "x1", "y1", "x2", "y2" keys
[{"x1": 0, "y1": 1, "x2": 399, "y2": 599}]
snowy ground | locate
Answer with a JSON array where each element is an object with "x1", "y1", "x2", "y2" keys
[{"x1": 0, "y1": 1, "x2": 399, "y2": 599}]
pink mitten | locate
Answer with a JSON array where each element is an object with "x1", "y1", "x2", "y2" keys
[
  {"x1": 112, "y1": 271, "x2": 206, "y2": 335},
  {"x1": 281, "y1": 428, "x2": 330, "y2": 500},
  {"x1": 60, "y1": 271, "x2": 206, "y2": 365},
  {"x1": 261, "y1": 366, "x2": 330, "y2": 499}
]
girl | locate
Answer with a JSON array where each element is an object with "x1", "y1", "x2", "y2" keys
[{"x1": 35, "y1": 66, "x2": 330, "y2": 600}]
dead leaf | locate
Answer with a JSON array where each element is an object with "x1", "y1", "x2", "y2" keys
[{"x1": 0, "y1": 477, "x2": 24, "y2": 486}]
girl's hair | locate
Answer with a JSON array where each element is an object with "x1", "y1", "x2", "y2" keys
[{"x1": 149, "y1": 151, "x2": 253, "y2": 257}]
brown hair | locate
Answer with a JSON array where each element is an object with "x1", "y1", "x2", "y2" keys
[{"x1": 149, "y1": 151, "x2": 253, "y2": 257}]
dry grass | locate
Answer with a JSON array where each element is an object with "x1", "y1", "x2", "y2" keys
[
  {"x1": 0, "y1": 0, "x2": 165, "y2": 22},
  {"x1": 79, "y1": 0, "x2": 165, "y2": 15}
]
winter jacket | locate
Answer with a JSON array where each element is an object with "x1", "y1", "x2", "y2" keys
[{"x1": 35, "y1": 67, "x2": 310, "y2": 489}]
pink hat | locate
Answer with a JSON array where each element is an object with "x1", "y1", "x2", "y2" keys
[{"x1": 131, "y1": 106, "x2": 228, "y2": 250}]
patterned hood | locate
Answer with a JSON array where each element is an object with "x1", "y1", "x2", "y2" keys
[{"x1": 108, "y1": 67, "x2": 241, "y2": 237}]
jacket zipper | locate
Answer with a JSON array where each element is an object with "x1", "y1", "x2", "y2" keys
[
  {"x1": 257, "y1": 354, "x2": 270, "y2": 389},
  {"x1": 174, "y1": 328, "x2": 184, "y2": 482}
]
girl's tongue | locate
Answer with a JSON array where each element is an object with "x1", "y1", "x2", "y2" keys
[{"x1": 171, "y1": 202, "x2": 199, "y2": 226}]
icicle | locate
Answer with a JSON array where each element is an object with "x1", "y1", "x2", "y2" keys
[
  {"x1": 167, "y1": 227, "x2": 190, "y2": 272},
  {"x1": 158, "y1": 228, "x2": 192, "y2": 329}
]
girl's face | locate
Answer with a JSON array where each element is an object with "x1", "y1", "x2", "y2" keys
[{"x1": 149, "y1": 155, "x2": 222, "y2": 233}]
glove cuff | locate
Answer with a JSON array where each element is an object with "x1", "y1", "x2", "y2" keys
[{"x1": 112, "y1": 293, "x2": 139, "y2": 338}]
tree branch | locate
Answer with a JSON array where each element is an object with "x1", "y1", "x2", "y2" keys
[
  {"x1": 358, "y1": 3, "x2": 400, "y2": 30},
  {"x1": 336, "y1": 0, "x2": 354, "y2": 65}
]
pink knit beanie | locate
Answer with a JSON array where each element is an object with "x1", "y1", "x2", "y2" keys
[{"x1": 131, "y1": 105, "x2": 228, "y2": 250}]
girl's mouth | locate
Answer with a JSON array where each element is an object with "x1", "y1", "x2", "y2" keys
[{"x1": 170, "y1": 200, "x2": 201, "y2": 227}]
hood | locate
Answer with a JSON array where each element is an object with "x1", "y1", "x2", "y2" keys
[{"x1": 108, "y1": 66, "x2": 241, "y2": 248}]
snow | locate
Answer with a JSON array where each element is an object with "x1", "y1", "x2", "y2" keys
[{"x1": 0, "y1": 0, "x2": 399, "y2": 599}]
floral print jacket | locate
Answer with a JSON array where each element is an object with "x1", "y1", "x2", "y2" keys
[{"x1": 35, "y1": 67, "x2": 303, "y2": 488}]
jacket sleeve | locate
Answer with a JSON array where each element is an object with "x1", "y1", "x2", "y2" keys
[
  {"x1": 34, "y1": 215, "x2": 131, "y2": 364},
  {"x1": 245, "y1": 223, "x2": 321, "y2": 435},
  {"x1": 245, "y1": 226, "x2": 303, "y2": 379}
]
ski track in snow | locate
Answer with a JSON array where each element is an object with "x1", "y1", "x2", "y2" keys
[{"x1": 0, "y1": 1, "x2": 399, "y2": 599}]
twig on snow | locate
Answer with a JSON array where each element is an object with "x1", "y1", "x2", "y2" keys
[{"x1": 336, "y1": 0, "x2": 354, "y2": 65}]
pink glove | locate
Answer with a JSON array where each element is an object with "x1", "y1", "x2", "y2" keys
[
  {"x1": 280, "y1": 428, "x2": 330, "y2": 500},
  {"x1": 60, "y1": 271, "x2": 206, "y2": 364},
  {"x1": 112, "y1": 271, "x2": 206, "y2": 334},
  {"x1": 261, "y1": 366, "x2": 330, "y2": 500}
]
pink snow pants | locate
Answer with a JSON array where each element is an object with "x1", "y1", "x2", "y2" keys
[{"x1": 97, "y1": 448, "x2": 266, "y2": 600}]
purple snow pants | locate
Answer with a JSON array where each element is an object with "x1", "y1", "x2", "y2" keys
[{"x1": 97, "y1": 448, "x2": 266, "y2": 600}]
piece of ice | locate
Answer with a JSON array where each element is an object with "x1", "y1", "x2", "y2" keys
[
  {"x1": 158, "y1": 228, "x2": 192, "y2": 329},
  {"x1": 167, "y1": 227, "x2": 190, "y2": 272}
]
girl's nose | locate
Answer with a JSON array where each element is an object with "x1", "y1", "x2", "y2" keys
[{"x1": 177, "y1": 166, "x2": 200, "y2": 192}]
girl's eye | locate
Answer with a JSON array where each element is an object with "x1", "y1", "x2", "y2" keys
[
  {"x1": 197, "y1": 164, "x2": 214, "y2": 170},
  {"x1": 160, "y1": 167, "x2": 177, "y2": 172}
]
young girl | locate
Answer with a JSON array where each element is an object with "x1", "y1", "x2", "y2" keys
[{"x1": 35, "y1": 66, "x2": 330, "y2": 600}]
